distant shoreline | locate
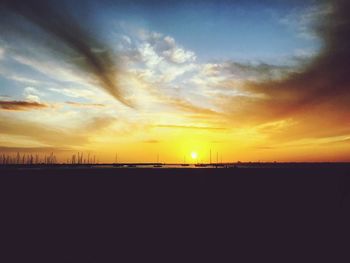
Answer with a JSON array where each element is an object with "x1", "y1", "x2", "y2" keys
[{"x1": 1, "y1": 162, "x2": 350, "y2": 170}]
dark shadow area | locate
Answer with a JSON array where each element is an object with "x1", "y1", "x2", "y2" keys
[{"x1": 0, "y1": 166, "x2": 350, "y2": 262}]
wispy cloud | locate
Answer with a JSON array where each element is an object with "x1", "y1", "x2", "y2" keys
[
  {"x1": 48, "y1": 87, "x2": 96, "y2": 99},
  {"x1": 279, "y1": 2, "x2": 332, "y2": 40},
  {"x1": 163, "y1": 97, "x2": 220, "y2": 116},
  {"x1": 83, "y1": 116, "x2": 117, "y2": 132},
  {"x1": 0, "y1": 47, "x2": 4, "y2": 60},
  {"x1": 65, "y1": 101, "x2": 105, "y2": 108},
  {"x1": 0, "y1": 146, "x2": 71, "y2": 153},
  {"x1": 142, "y1": 139, "x2": 161, "y2": 144},
  {"x1": 0, "y1": 115, "x2": 87, "y2": 146},
  {"x1": 0, "y1": 113, "x2": 119, "y2": 148},
  {"x1": 154, "y1": 124, "x2": 227, "y2": 131}
]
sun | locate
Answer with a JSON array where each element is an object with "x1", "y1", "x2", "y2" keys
[{"x1": 191, "y1": 152, "x2": 198, "y2": 159}]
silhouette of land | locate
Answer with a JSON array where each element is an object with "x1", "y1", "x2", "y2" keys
[
  {"x1": 1, "y1": 163, "x2": 350, "y2": 261},
  {"x1": 2, "y1": 162, "x2": 350, "y2": 210}
]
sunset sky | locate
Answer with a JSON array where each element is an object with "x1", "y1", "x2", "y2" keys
[{"x1": 0, "y1": 0, "x2": 349, "y2": 163}]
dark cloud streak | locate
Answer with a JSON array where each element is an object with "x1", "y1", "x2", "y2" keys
[
  {"x1": 0, "y1": 0, "x2": 132, "y2": 107},
  {"x1": 246, "y1": 0, "x2": 350, "y2": 115},
  {"x1": 0, "y1": 100, "x2": 48, "y2": 111},
  {"x1": 217, "y1": 0, "x2": 350, "y2": 140}
]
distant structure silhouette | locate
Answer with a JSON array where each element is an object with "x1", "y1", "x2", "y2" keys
[
  {"x1": 154, "y1": 153, "x2": 162, "y2": 167},
  {"x1": 0, "y1": 152, "x2": 98, "y2": 165}
]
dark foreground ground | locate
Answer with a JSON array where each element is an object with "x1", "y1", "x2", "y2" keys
[{"x1": 1, "y1": 165, "x2": 350, "y2": 262}]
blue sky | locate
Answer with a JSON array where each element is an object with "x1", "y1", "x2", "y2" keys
[{"x1": 97, "y1": 0, "x2": 320, "y2": 63}]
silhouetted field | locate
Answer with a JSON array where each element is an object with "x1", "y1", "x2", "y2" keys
[
  {"x1": 1, "y1": 165, "x2": 350, "y2": 262},
  {"x1": 1, "y1": 164, "x2": 350, "y2": 216}
]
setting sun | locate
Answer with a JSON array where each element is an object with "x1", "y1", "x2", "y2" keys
[{"x1": 191, "y1": 152, "x2": 198, "y2": 160}]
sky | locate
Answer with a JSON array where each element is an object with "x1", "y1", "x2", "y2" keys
[{"x1": 0, "y1": 0, "x2": 349, "y2": 163}]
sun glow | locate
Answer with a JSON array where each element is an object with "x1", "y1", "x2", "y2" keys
[{"x1": 191, "y1": 152, "x2": 198, "y2": 159}]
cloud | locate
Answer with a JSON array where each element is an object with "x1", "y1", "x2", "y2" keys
[
  {"x1": 194, "y1": 61, "x2": 297, "y2": 93},
  {"x1": 154, "y1": 124, "x2": 227, "y2": 131},
  {"x1": 138, "y1": 30, "x2": 196, "y2": 65},
  {"x1": 7, "y1": 75, "x2": 41, "y2": 85},
  {"x1": 119, "y1": 29, "x2": 197, "y2": 83},
  {"x1": 119, "y1": 30, "x2": 218, "y2": 116},
  {"x1": 222, "y1": 61, "x2": 297, "y2": 81},
  {"x1": 65, "y1": 101, "x2": 105, "y2": 108},
  {"x1": 279, "y1": 3, "x2": 332, "y2": 40},
  {"x1": 23, "y1": 87, "x2": 43, "y2": 103},
  {"x1": 139, "y1": 43, "x2": 164, "y2": 68},
  {"x1": 209, "y1": 0, "x2": 350, "y2": 141},
  {"x1": 133, "y1": 72, "x2": 220, "y2": 116},
  {"x1": 0, "y1": 0, "x2": 132, "y2": 107},
  {"x1": 135, "y1": 43, "x2": 197, "y2": 83},
  {"x1": 83, "y1": 116, "x2": 117, "y2": 133},
  {"x1": 142, "y1": 139, "x2": 161, "y2": 144},
  {"x1": 0, "y1": 47, "x2": 4, "y2": 59},
  {"x1": 0, "y1": 115, "x2": 87, "y2": 146},
  {"x1": 115, "y1": 29, "x2": 223, "y2": 116},
  {"x1": 12, "y1": 54, "x2": 89, "y2": 86},
  {"x1": 164, "y1": 97, "x2": 220, "y2": 116},
  {"x1": 0, "y1": 100, "x2": 48, "y2": 111},
  {"x1": 0, "y1": 114, "x2": 117, "y2": 147},
  {"x1": 117, "y1": 33, "x2": 219, "y2": 116},
  {"x1": 250, "y1": 0, "x2": 350, "y2": 109},
  {"x1": 0, "y1": 146, "x2": 71, "y2": 153},
  {"x1": 162, "y1": 36, "x2": 196, "y2": 64},
  {"x1": 322, "y1": 137, "x2": 350, "y2": 146},
  {"x1": 49, "y1": 88, "x2": 96, "y2": 99}
]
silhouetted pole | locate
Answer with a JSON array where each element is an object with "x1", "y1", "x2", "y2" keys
[{"x1": 216, "y1": 152, "x2": 218, "y2": 168}]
